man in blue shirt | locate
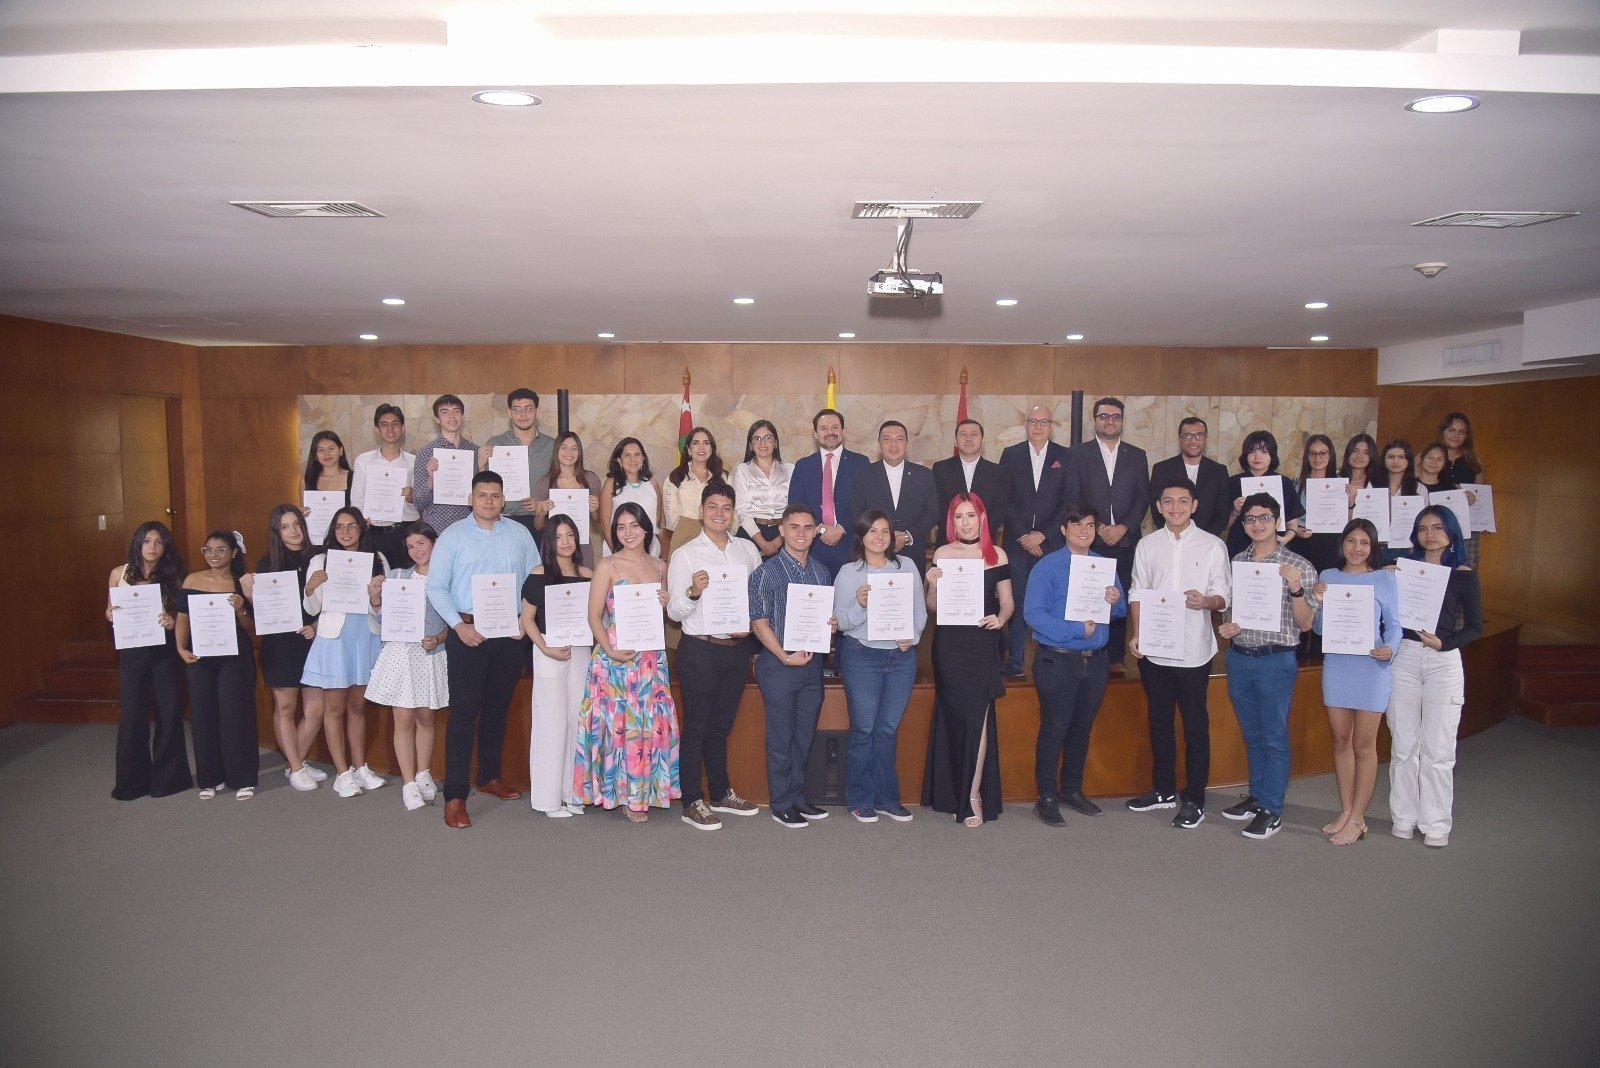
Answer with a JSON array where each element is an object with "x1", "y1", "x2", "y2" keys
[
  {"x1": 427, "y1": 470, "x2": 541, "y2": 829},
  {"x1": 1023, "y1": 502, "x2": 1126, "y2": 826}
]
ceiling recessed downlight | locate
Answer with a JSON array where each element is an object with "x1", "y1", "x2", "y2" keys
[
  {"x1": 1310, "y1": 335, "x2": 1330, "y2": 343},
  {"x1": 597, "y1": 332, "x2": 615, "y2": 339},
  {"x1": 1304, "y1": 301, "x2": 1329, "y2": 310},
  {"x1": 732, "y1": 297, "x2": 755, "y2": 305},
  {"x1": 472, "y1": 90, "x2": 541, "y2": 107},
  {"x1": 1065, "y1": 334, "x2": 1085, "y2": 341},
  {"x1": 838, "y1": 332, "x2": 856, "y2": 339},
  {"x1": 1405, "y1": 94, "x2": 1479, "y2": 114},
  {"x1": 381, "y1": 297, "x2": 406, "y2": 306},
  {"x1": 359, "y1": 333, "x2": 378, "y2": 341},
  {"x1": 995, "y1": 298, "x2": 1019, "y2": 307}
]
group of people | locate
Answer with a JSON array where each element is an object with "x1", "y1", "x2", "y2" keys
[{"x1": 107, "y1": 390, "x2": 1486, "y2": 847}]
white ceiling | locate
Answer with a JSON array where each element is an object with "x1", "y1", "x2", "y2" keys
[{"x1": 2, "y1": 1, "x2": 1599, "y2": 360}]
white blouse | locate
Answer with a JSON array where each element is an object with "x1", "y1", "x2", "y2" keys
[
  {"x1": 732, "y1": 459, "x2": 794, "y2": 537},
  {"x1": 663, "y1": 470, "x2": 711, "y2": 532}
]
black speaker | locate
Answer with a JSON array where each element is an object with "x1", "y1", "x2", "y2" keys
[{"x1": 803, "y1": 730, "x2": 849, "y2": 806}]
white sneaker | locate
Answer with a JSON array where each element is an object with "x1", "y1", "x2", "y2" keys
[
  {"x1": 402, "y1": 782, "x2": 425, "y2": 811},
  {"x1": 415, "y1": 769, "x2": 438, "y2": 803},
  {"x1": 564, "y1": 801, "x2": 584, "y2": 815},
  {"x1": 332, "y1": 769, "x2": 363, "y2": 798},
  {"x1": 303, "y1": 763, "x2": 328, "y2": 782},
  {"x1": 353, "y1": 764, "x2": 387, "y2": 790},
  {"x1": 288, "y1": 766, "x2": 319, "y2": 792},
  {"x1": 544, "y1": 808, "x2": 574, "y2": 818}
]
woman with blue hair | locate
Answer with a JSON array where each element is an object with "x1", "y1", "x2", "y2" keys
[{"x1": 1387, "y1": 505, "x2": 1482, "y2": 848}]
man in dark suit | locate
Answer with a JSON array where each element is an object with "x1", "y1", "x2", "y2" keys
[
  {"x1": 847, "y1": 419, "x2": 940, "y2": 576},
  {"x1": 931, "y1": 418, "x2": 1009, "y2": 547},
  {"x1": 998, "y1": 405, "x2": 1071, "y2": 676},
  {"x1": 787, "y1": 407, "x2": 869, "y2": 578},
  {"x1": 1063, "y1": 397, "x2": 1150, "y2": 663},
  {"x1": 1149, "y1": 416, "x2": 1230, "y2": 538}
]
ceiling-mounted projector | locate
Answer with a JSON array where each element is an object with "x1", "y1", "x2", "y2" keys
[{"x1": 868, "y1": 269, "x2": 943, "y2": 298}]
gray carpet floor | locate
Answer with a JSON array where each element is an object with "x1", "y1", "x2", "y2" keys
[{"x1": 1, "y1": 717, "x2": 1596, "y2": 1066}]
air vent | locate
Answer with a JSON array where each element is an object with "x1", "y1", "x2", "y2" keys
[
  {"x1": 1412, "y1": 211, "x2": 1577, "y2": 229},
  {"x1": 852, "y1": 200, "x2": 982, "y2": 220},
  {"x1": 1444, "y1": 339, "x2": 1503, "y2": 367},
  {"x1": 230, "y1": 201, "x2": 385, "y2": 218}
]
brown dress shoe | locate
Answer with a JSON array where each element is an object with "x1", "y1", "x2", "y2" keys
[
  {"x1": 444, "y1": 799, "x2": 471, "y2": 829},
  {"x1": 476, "y1": 778, "x2": 524, "y2": 801}
]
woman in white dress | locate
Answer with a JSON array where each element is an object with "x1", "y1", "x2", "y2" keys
[
  {"x1": 731, "y1": 419, "x2": 793, "y2": 558},
  {"x1": 599, "y1": 437, "x2": 663, "y2": 558},
  {"x1": 520, "y1": 514, "x2": 595, "y2": 817}
]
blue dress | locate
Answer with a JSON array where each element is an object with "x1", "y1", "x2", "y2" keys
[{"x1": 1315, "y1": 568, "x2": 1402, "y2": 712}]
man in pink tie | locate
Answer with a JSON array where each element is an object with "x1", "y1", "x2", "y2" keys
[{"x1": 787, "y1": 408, "x2": 869, "y2": 577}]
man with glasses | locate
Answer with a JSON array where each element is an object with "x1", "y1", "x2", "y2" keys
[
  {"x1": 479, "y1": 387, "x2": 554, "y2": 539},
  {"x1": 1064, "y1": 397, "x2": 1150, "y2": 664},
  {"x1": 1150, "y1": 416, "x2": 1230, "y2": 537},
  {"x1": 998, "y1": 405, "x2": 1070, "y2": 677}
]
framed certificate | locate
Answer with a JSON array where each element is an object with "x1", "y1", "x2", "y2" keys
[
  {"x1": 613, "y1": 582, "x2": 666, "y2": 650},
  {"x1": 866, "y1": 573, "x2": 915, "y2": 642},
  {"x1": 1134, "y1": 590, "x2": 1185, "y2": 660},
  {"x1": 936, "y1": 560, "x2": 984, "y2": 626},
  {"x1": 189, "y1": 593, "x2": 239, "y2": 658},
  {"x1": 251, "y1": 570, "x2": 303, "y2": 636},
  {"x1": 1230, "y1": 561, "x2": 1283, "y2": 632},
  {"x1": 433, "y1": 448, "x2": 475, "y2": 507},
  {"x1": 110, "y1": 586, "x2": 166, "y2": 650},
  {"x1": 380, "y1": 577, "x2": 427, "y2": 643},
  {"x1": 543, "y1": 581, "x2": 594, "y2": 646},
  {"x1": 1320, "y1": 582, "x2": 1376, "y2": 655},
  {"x1": 1064, "y1": 556, "x2": 1114, "y2": 624},
  {"x1": 470, "y1": 573, "x2": 521, "y2": 638},
  {"x1": 782, "y1": 583, "x2": 834, "y2": 653}
]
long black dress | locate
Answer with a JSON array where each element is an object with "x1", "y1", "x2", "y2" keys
[{"x1": 924, "y1": 562, "x2": 1009, "y2": 823}]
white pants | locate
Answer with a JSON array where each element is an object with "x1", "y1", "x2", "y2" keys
[
  {"x1": 1387, "y1": 639, "x2": 1465, "y2": 835},
  {"x1": 529, "y1": 643, "x2": 591, "y2": 812}
]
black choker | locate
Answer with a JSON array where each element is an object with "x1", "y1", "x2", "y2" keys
[{"x1": 958, "y1": 536, "x2": 981, "y2": 545}]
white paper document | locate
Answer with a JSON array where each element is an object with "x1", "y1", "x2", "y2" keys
[
  {"x1": 1463, "y1": 483, "x2": 1496, "y2": 533},
  {"x1": 302, "y1": 490, "x2": 340, "y2": 545},
  {"x1": 251, "y1": 571, "x2": 304, "y2": 636},
  {"x1": 1133, "y1": 589, "x2": 1185, "y2": 660},
  {"x1": 322, "y1": 550, "x2": 375, "y2": 615},
  {"x1": 867, "y1": 572, "x2": 916, "y2": 642},
  {"x1": 469, "y1": 573, "x2": 521, "y2": 638},
  {"x1": 701, "y1": 565, "x2": 750, "y2": 634},
  {"x1": 363, "y1": 466, "x2": 407, "y2": 524},
  {"x1": 1429, "y1": 489, "x2": 1471, "y2": 541},
  {"x1": 1394, "y1": 557, "x2": 1450, "y2": 633},
  {"x1": 490, "y1": 446, "x2": 531, "y2": 501},
  {"x1": 433, "y1": 448, "x2": 475, "y2": 507},
  {"x1": 1240, "y1": 475, "x2": 1287, "y2": 532},
  {"x1": 612, "y1": 582, "x2": 665, "y2": 650},
  {"x1": 1303, "y1": 478, "x2": 1350, "y2": 534},
  {"x1": 1063, "y1": 555, "x2": 1115, "y2": 624},
  {"x1": 548, "y1": 488, "x2": 591, "y2": 546},
  {"x1": 936, "y1": 560, "x2": 984, "y2": 626},
  {"x1": 543, "y1": 581, "x2": 594, "y2": 647},
  {"x1": 110, "y1": 586, "x2": 166, "y2": 650},
  {"x1": 380, "y1": 577, "x2": 428, "y2": 643},
  {"x1": 782, "y1": 583, "x2": 834, "y2": 653},
  {"x1": 1387, "y1": 495, "x2": 1425, "y2": 548},
  {"x1": 1320, "y1": 582, "x2": 1376, "y2": 656},
  {"x1": 1231, "y1": 561, "x2": 1284, "y2": 632},
  {"x1": 189, "y1": 593, "x2": 239, "y2": 658},
  {"x1": 1351, "y1": 488, "x2": 1389, "y2": 530}
]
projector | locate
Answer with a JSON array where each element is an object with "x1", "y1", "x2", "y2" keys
[{"x1": 868, "y1": 269, "x2": 943, "y2": 299}]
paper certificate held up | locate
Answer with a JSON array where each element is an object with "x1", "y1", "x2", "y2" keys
[
  {"x1": 1394, "y1": 557, "x2": 1450, "y2": 633},
  {"x1": 1462, "y1": 484, "x2": 1496, "y2": 533},
  {"x1": 363, "y1": 467, "x2": 407, "y2": 524},
  {"x1": 1133, "y1": 589, "x2": 1184, "y2": 660},
  {"x1": 1319, "y1": 582, "x2": 1376, "y2": 656},
  {"x1": 701, "y1": 565, "x2": 750, "y2": 635},
  {"x1": 613, "y1": 582, "x2": 666, "y2": 651},
  {"x1": 490, "y1": 446, "x2": 531, "y2": 502},
  {"x1": 543, "y1": 581, "x2": 594, "y2": 647},
  {"x1": 188, "y1": 593, "x2": 239, "y2": 658},
  {"x1": 433, "y1": 448, "x2": 475, "y2": 507},
  {"x1": 548, "y1": 488, "x2": 591, "y2": 547},
  {"x1": 302, "y1": 490, "x2": 339, "y2": 545},
  {"x1": 1239, "y1": 475, "x2": 1287, "y2": 532},
  {"x1": 782, "y1": 583, "x2": 834, "y2": 653},
  {"x1": 1351, "y1": 488, "x2": 1388, "y2": 531},
  {"x1": 470, "y1": 573, "x2": 521, "y2": 639},
  {"x1": 1387, "y1": 495, "x2": 1425, "y2": 548},
  {"x1": 380, "y1": 578, "x2": 428, "y2": 643},
  {"x1": 322, "y1": 550, "x2": 375, "y2": 615},
  {"x1": 1303, "y1": 478, "x2": 1350, "y2": 534},
  {"x1": 1064, "y1": 556, "x2": 1114, "y2": 624},
  {"x1": 1428, "y1": 489, "x2": 1471, "y2": 542},
  {"x1": 110, "y1": 586, "x2": 166, "y2": 650},
  {"x1": 936, "y1": 560, "x2": 984, "y2": 626},
  {"x1": 867, "y1": 573, "x2": 915, "y2": 642},
  {"x1": 1230, "y1": 561, "x2": 1284, "y2": 632},
  {"x1": 251, "y1": 571, "x2": 304, "y2": 636}
]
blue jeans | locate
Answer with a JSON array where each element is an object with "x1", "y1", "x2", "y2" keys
[
  {"x1": 839, "y1": 637, "x2": 919, "y2": 810},
  {"x1": 754, "y1": 649, "x2": 824, "y2": 813},
  {"x1": 1226, "y1": 646, "x2": 1299, "y2": 814},
  {"x1": 1004, "y1": 548, "x2": 1038, "y2": 673}
]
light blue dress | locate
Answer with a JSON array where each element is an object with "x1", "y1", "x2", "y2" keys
[{"x1": 1315, "y1": 568, "x2": 1402, "y2": 712}]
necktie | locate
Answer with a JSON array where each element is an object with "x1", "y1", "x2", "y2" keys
[{"x1": 821, "y1": 452, "x2": 836, "y2": 526}]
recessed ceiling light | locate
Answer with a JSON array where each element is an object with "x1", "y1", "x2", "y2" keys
[
  {"x1": 597, "y1": 332, "x2": 615, "y2": 339},
  {"x1": 472, "y1": 90, "x2": 541, "y2": 107},
  {"x1": 1065, "y1": 334, "x2": 1085, "y2": 341},
  {"x1": 1310, "y1": 335, "x2": 1330, "y2": 343},
  {"x1": 1405, "y1": 94, "x2": 1479, "y2": 114},
  {"x1": 1304, "y1": 301, "x2": 1329, "y2": 310},
  {"x1": 381, "y1": 297, "x2": 406, "y2": 306},
  {"x1": 359, "y1": 333, "x2": 378, "y2": 341},
  {"x1": 995, "y1": 298, "x2": 1019, "y2": 307},
  {"x1": 838, "y1": 332, "x2": 856, "y2": 339},
  {"x1": 732, "y1": 297, "x2": 755, "y2": 305}
]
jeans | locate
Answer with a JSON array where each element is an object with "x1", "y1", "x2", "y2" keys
[
  {"x1": 754, "y1": 649, "x2": 823, "y2": 812},
  {"x1": 675, "y1": 635, "x2": 754, "y2": 805},
  {"x1": 839, "y1": 636, "x2": 918, "y2": 810},
  {"x1": 444, "y1": 632, "x2": 526, "y2": 802},
  {"x1": 1032, "y1": 647, "x2": 1109, "y2": 798},
  {"x1": 1139, "y1": 659, "x2": 1211, "y2": 806},
  {"x1": 1004, "y1": 548, "x2": 1039, "y2": 673},
  {"x1": 1387, "y1": 640, "x2": 1465, "y2": 835},
  {"x1": 1225, "y1": 646, "x2": 1298, "y2": 814}
]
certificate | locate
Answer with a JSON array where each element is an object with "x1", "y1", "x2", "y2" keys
[
  {"x1": 1463, "y1": 483, "x2": 1496, "y2": 533},
  {"x1": 490, "y1": 445, "x2": 531, "y2": 501},
  {"x1": 613, "y1": 582, "x2": 666, "y2": 650},
  {"x1": 701, "y1": 565, "x2": 751, "y2": 634},
  {"x1": 469, "y1": 573, "x2": 521, "y2": 638},
  {"x1": 548, "y1": 488, "x2": 591, "y2": 546},
  {"x1": 380, "y1": 577, "x2": 427, "y2": 643},
  {"x1": 867, "y1": 573, "x2": 916, "y2": 642},
  {"x1": 1064, "y1": 556, "x2": 1115, "y2": 625},
  {"x1": 189, "y1": 593, "x2": 239, "y2": 658},
  {"x1": 1394, "y1": 557, "x2": 1450, "y2": 633},
  {"x1": 543, "y1": 581, "x2": 594, "y2": 646},
  {"x1": 782, "y1": 583, "x2": 834, "y2": 653},
  {"x1": 363, "y1": 466, "x2": 407, "y2": 524},
  {"x1": 302, "y1": 490, "x2": 340, "y2": 545},
  {"x1": 251, "y1": 570, "x2": 304, "y2": 636},
  {"x1": 1429, "y1": 489, "x2": 1471, "y2": 541},
  {"x1": 1303, "y1": 478, "x2": 1350, "y2": 534},
  {"x1": 322, "y1": 550, "x2": 375, "y2": 615},
  {"x1": 1320, "y1": 582, "x2": 1375, "y2": 655},
  {"x1": 110, "y1": 586, "x2": 166, "y2": 650},
  {"x1": 1230, "y1": 561, "x2": 1284, "y2": 632},
  {"x1": 433, "y1": 448, "x2": 475, "y2": 507},
  {"x1": 1387, "y1": 495, "x2": 1425, "y2": 548},
  {"x1": 1133, "y1": 589, "x2": 1184, "y2": 660},
  {"x1": 1240, "y1": 475, "x2": 1287, "y2": 532},
  {"x1": 1351, "y1": 488, "x2": 1388, "y2": 530},
  {"x1": 936, "y1": 560, "x2": 984, "y2": 626}
]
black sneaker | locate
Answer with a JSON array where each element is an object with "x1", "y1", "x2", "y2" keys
[
  {"x1": 1242, "y1": 810, "x2": 1282, "y2": 839},
  {"x1": 1125, "y1": 789, "x2": 1177, "y2": 812},
  {"x1": 797, "y1": 802, "x2": 829, "y2": 821},
  {"x1": 1172, "y1": 801, "x2": 1205, "y2": 829},
  {"x1": 1034, "y1": 798, "x2": 1065, "y2": 827},
  {"x1": 1222, "y1": 794, "x2": 1260, "y2": 821},
  {"x1": 772, "y1": 807, "x2": 809, "y2": 829},
  {"x1": 1060, "y1": 792, "x2": 1103, "y2": 817}
]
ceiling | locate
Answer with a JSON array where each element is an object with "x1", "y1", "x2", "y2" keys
[{"x1": 2, "y1": 1, "x2": 1599, "y2": 360}]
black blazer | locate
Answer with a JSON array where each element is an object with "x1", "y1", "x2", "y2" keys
[
  {"x1": 1149, "y1": 454, "x2": 1231, "y2": 538},
  {"x1": 930, "y1": 455, "x2": 1010, "y2": 545},
  {"x1": 1063, "y1": 440, "x2": 1151, "y2": 548},
  {"x1": 999, "y1": 440, "x2": 1071, "y2": 552},
  {"x1": 846, "y1": 460, "x2": 940, "y2": 574}
]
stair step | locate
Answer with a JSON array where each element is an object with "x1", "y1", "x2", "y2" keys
[
  {"x1": 1517, "y1": 644, "x2": 1600, "y2": 673},
  {"x1": 39, "y1": 663, "x2": 121, "y2": 699},
  {"x1": 1517, "y1": 697, "x2": 1600, "y2": 729},
  {"x1": 12, "y1": 693, "x2": 121, "y2": 725},
  {"x1": 1519, "y1": 672, "x2": 1600, "y2": 703},
  {"x1": 61, "y1": 638, "x2": 119, "y2": 668}
]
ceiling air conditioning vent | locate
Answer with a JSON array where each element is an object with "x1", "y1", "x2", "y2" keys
[
  {"x1": 852, "y1": 200, "x2": 982, "y2": 220},
  {"x1": 1412, "y1": 211, "x2": 1577, "y2": 229},
  {"x1": 1443, "y1": 339, "x2": 1503, "y2": 367},
  {"x1": 230, "y1": 201, "x2": 385, "y2": 218}
]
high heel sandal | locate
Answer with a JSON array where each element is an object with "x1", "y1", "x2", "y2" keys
[
  {"x1": 1322, "y1": 810, "x2": 1350, "y2": 836},
  {"x1": 1330, "y1": 819, "x2": 1367, "y2": 846}
]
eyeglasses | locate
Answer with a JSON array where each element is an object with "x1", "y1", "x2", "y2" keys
[
  {"x1": 1025, "y1": 418, "x2": 1053, "y2": 427},
  {"x1": 1179, "y1": 432, "x2": 1206, "y2": 441},
  {"x1": 1242, "y1": 514, "x2": 1276, "y2": 526},
  {"x1": 1308, "y1": 450, "x2": 1331, "y2": 458},
  {"x1": 750, "y1": 434, "x2": 775, "y2": 444},
  {"x1": 333, "y1": 522, "x2": 362, "y2": 532},
  {"x1": 200, "y1": 545, "x2": 232, "y2": 555},
  {"x1": 1095, "y1": 413, "x2": 1123, "y2": 422},
  {"x1": 509, "y1": 405, "x2": 536, "y2": 414}
]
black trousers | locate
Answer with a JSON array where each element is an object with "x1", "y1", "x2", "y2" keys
[
  {"x1": 186, "y1": 652, "x2": 259, "y2": 789},
  {"x1": 444, "y1": 631, "x2": 526, "y2": 802},
  {"x1": 1032, "y1": 647, "x2": 1109, "y2": 799},
  {"x1": 114, "y1": 642, "x2": 193, "y2": 799},
  {"x1": 1094, "y1": 536, "x2": 1138, "y2": 661},
  {"x1": 369, "y1": 524, "x2": 409, "y2": 574},
  {"x1": 675, "y1": 634, "x2": 753, "y2": 805},
  {"x1": 1139, "y1": 659, "x2": 1211, "y2": 806}
]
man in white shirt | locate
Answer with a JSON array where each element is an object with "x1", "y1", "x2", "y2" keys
[
  {"x1": 1126, "y1": 474, "x2": 1230, "y2": 829},
  {"x1": 665, "y1": 482, "x2": 762, "y2": 830},
  {"x1": 350, "y1": 403, "x2": 418, "y2": 569}
]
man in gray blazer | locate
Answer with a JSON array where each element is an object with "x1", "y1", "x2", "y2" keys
[
  {"x1": 1063, "y1": 397, "x2": 1150, "y2": 663},
  {"x1": 847, "y1": 420, "x2": 939, "y2": 576}
]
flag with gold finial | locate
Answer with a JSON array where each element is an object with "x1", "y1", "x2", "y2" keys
[
  {"x1": 676, "y1": 367, "x2": 694, "y2": 465},
  {"x1": 825, "y1": 365, "x2": 837, "y2": 410},
  {"x1": 953, "y1": 366, "x2": 969, "y2": 456}
]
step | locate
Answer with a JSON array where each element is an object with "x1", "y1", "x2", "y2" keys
[
  {"x1": 12, "y1": 693, "x2": 121, "y2": 725},
  {"x1": 1517, "y1": 644, "x2": 1600, "y2": 673},
  {"x1": 39, "y1": 662, "x2": 121, "y2": 699},
  {"x1": 1517, "y1": 697, "x2": 1600, "y2": 729},
  {"x1": 61, "y1": 638, "x2": 118, "y2": 669},
  {"x1": 1518, "y1": 671, "x2": 1600, "y2": 704}
]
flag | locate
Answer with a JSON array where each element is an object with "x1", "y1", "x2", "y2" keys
[
  {"x1": 825, "y1": 365, "x2": 837, "y2": 410},
  {"x1": 953, "y1": 366, "x2": 969, "y2": 456},
  {"x1": 676, "y1": 367, "x2": 693, "y2": 465}
]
